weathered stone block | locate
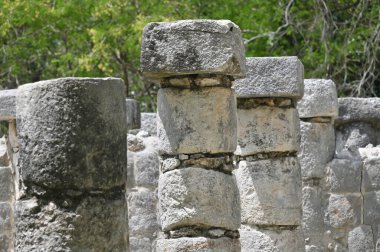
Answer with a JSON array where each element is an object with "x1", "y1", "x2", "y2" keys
[
  {"x1": 324, "y1": 159, "x2": 362, "y2": 193},
  {"x1": 363, "y1": 191, "x2": 380, "y2": 225},
  {"x1": 235, "y1": 107, "x2": 300, "y2": 156},
  {"x1": 129, "y1": 237, "x2": 152, "y2": 252},
  {"x1": 298, "y1": 79, "x2": 338, "y2": 118},
  {"x1": 0, "y1": 167, "x2": 13, "y2": 202},
  {"x1": 302, "y1": 185, "x2": 324, "y2": 245},
  {"x1": 0, "y1": 89, "x2": 16, "y2": 121},
  {"x1": 336, "y1": 98, "x2": 380, "y2": 125},
  {"x1": 362, "y1": 158, "x2": 380, "y2": 192},
  {"x1": 17, "y1": 78, "x2": 127, "y2": 190},
  {"x1": 0, "y1": 137, "x2": 8, "y2": 166},
  {"x1": 0, "y1": 234, "x2": 13, "y2": 252},
  {"x1": 141, "y1": 113, "x2": 157, "y2": 136},
  {"x1": 159, "y1": 167, "x2": 240, "y2": 231},
  {"x1": 233, "y1": 57, "x2": 304, "y2": 99},
  {"x1": 299, "y1": 121, "x2": 335, "y2": 178},
  {"x1": 155, "y1": 237, "x2": 240, "y2": 252},
  {"x1": 235, "y1": 157, "x2": 302, "y2": 226},
  {"x1": 0, "y1": 202, "x2": 12, "y2": 233},
  {"x1": 348, "y1": 225, "x2": 374, "y2": 252},
  {"x1": 134, "y1": 150, "x2": 159, "y2": 188},
  {"x1": 327, "y1": 194, "x2": 362, "y2": 228},
  {"x1": 126, "y1": 98, "x2": 141, "y2": 130},
  {"x1": 141, "y1": 20, "x2": 246, "y2": 79},
  {"x1": 157, "y1": 88, "x2": 237, "y2": 154}
]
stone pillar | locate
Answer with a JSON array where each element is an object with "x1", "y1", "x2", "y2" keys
[
  {"x1": 297, "y1": 79, "x2": 338, "y2": 251},
  {"x1": 15, "y1": 78, "x2": 129, "y2": 251},
  {"x1": 233, "y1": 57, "x2": 305, "y2": 252},
  {"x1": 141, "y1": 20, "x2": 246, "y2": 251},
  {"x1": 126, "y1": 98, "x2": 141, "y2": 131}
]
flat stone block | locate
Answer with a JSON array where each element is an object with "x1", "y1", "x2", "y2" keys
[
  {"x1": 240, "y1": 227, "x2": 305, "y2": 252},
  {"x1": 299, "y1": 121, "x2": 335, "y2": 178},
  {"x1": 363, "y1": 191, "x2": 380, "y2": 225},
  {"x1": 0, "y1": 167, "x2": 14, "y2": 202},
  {"x1": 298, "y1": 79, "x2": 338, "y2": 118},
  {"x1": 159, "y1": 167, "x2": 240, "y2": 231},
  {"x1": 126, "y1": 98, "x2": 141, "y2": 130},
  {"x1": 0, "y1": 89, "x2": 16, "y2": 121},
  {"x1": 327, "y1": 194, "x2": 362, "y2": 229},
  {"x1": 155, "y1": 237, "x2": 240, "y2": 252},
  {"x1": 336, "y1": 98, "x2": 380, "y2": 125},
  {"x1": 141, "y1": 20, "x2": 246, "y2": 79},
  {"x1": 234, "y1": 157, "x2": 302, "y2": 226},
  {"x1": 362, "y1": 158, "x2": 380, "y2": 192},
  {"x1": 0, "y1": 202, "x2": 12, "y2": 233},
  {"x1": 134, "y1": 150, "x2": 159, "y2": 188},
  {"x1": 235, "y1": 107, "x2": 300, "y2": 156},
  {"x1": 348, "y1": 225, "x2": 374, "y2": 252},
  {"x1": 324, "y1": 159, "x2": 362, "y2": 193},
  {"x1": 233, "y1": 57, "x2": 304, "y2": 99},
  {"x1": 157, "y1": 87, "x2": 237, "y2": 155},
  {"x1": 141, "y1": 113, "x2": 157, "y2": 136},
  {"x1": 302, "y1": 185, "x2": 324, "y2": 245},
  {"x1": 17, "y1": 78, "x2": 126, "y2": 190}
]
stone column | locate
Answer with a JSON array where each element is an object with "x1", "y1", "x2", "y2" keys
[
  {"x1": 233, "y1": 57, "x2": 305, "y2": 252},
  {"x1": 297, "y1": 79, "x2": 338, "y2": 251},
  {"x1": 15, "y1": 78, "x2": 129, "y2": 251},
  {"x1": 141, "y1": 20, "x2": 246, "y2": 251},
  {"x1": 126, "y1": 98, "x2": 141, "y2": 131}
]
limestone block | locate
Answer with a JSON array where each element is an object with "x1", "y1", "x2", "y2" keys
[
  {"x1": 233, "y1": 57, "x2": 304, "y2": 99},
  {"x1": 15, "y1": 196, "x2": 128, "y2": 251},
  {"x1": 362, "y1": 158, "x2": 380, "y2": 192},
  {"x1": 126, "y1": 151, "x2": 135, "y2": 188},
  {"x1": 327, "y1": 194, "x2": 362, "y2": 228},
  {"x1": 302, "y1": 185, "x2": 324, "y2": 245},
  {"x1": 363, "y1": 191, "x2": 380, "y2": 225},
  {"x1": 127, "y1": 190, "x2": 158, "y2": 236},
  {"x1": 159, "y1": 167, "x2": 240, "y2": 231},
  {"x1": 134, "y1": 150, "x2": 159, "y2": 188},
  {"x1": 141, "y1": 113, "x2": 157, "y2": 136},
  {"x1": 141, "y1": 20, "x2": 246, "y2": 79},
  {"x1": 0, "y1": 234, "x2": 13, "y2": 252},
  {"x1": 336, "y1": 98, "x2": 380, "y2": 125},
  {"x1": 235, "y1": 157, "x2": 302, "y2": 226},
  {"x1": 0, "y1": 137, "x2": 8, "y2": 166},
  {"x1": 239, "y1": 227, "x2": 305, "y2": 252},
  {"x1": 0, "y1": 202, "x2": 12, "y2": 233},
  {"x1": 298, "y1": 79, "x2": 338, "y2": 118},
  {"x1": 157, "y1": 88, "x2": 237, "y2": 155},
  {"x1": 325, "y1": 159, "x2": 362, "y2": 193},
  {"x1": 129, "y1": 237, "x2": 152, "y2": 252},
  {"x1": 17, "y1": 78, "x2": 127, "y2": 190},
  {"x1": 126, "y1": 98, "x2": 141, "y2": 130},
  {"x1": 0, "y1": 167, "x2": 13, "y2": 202},
  {"x1": 155, "y1": 237, "x2": 240, "y2": 252},
  {"x1": 299, "y1": 121, "x2": 335, "y2": 178},
  {"x1": 0, "y1": 89, "x2": 16, "y2": 121},
  {"x1": 348, "y1": 225, "x2": 374, "y2": 252},
  {"x1": 235, "y1": 107, "x2": 300, "y2": 156}
]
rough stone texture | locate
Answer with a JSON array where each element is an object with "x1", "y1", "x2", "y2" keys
[
  {"x1": 299, "y1": 121, "x2": 335, "y2": 178},
  {"x1": 0, "y1": 202, "x2": 13, "y2": 237},
  {"x1": 363, "y1": 191, "x2": 380, "y2": 225},
  {"x1": 239, "y1": 226, "x2": 305, "y2": 252},
  {"x1": 15, "y1": 196, "x2": 128, "y2": 252},
  {"x1": 126, "y1": 98, "x2": 141, "y2": 130},
  {"x1": 159, "y1": 167, "x2": 240, "y2": 231},
  {"x1": 141, "y1": 20, "x2": 246, "y2": 79},
  {"x1": 155, "y1": 237, "x2": 241, "y2": 252},
  {"x1": 335, "y1": 98, "x2": 380, "y2": 126},
  {"x1": 298, "y1": 79, "x2": 338, "y2": 118},
  {"x1": 327, "y1": 194, "x2": 362, "y2": 229},
  {"x1": 134, "y1": 150, "x2": 159, "y2": 188},
  {"x1": 324, "y1": 159, "x2": 362, "y2": 193},
  {"x1": 17, "y1": 78, "x2": 127, "y2": 190},
  {"x1": 141, "y1": 113, "x2": 157, "y2": 136},
  {"x1": 235, "y1": 157, "x2": 302, "y2": 226},
  {"x1": 0, "y1": 89, "x2": 17, "y2": 121},
  {"x1": 362, "y1": 157, "x2": 380, "y2": 192},
  {"x1": 233, "y1": 57, "x2": 304, "y2": 99},
  {"x1": 0, "y1": 137, "x2": 8, "y2": 166},
  {"x1": 348, "y1": 225, "x2": 374, "y2": 252},
  {"x1": 235, "y1": 107, "x2": 300, "y2": 156},
  {"x1": 130, "y1": 237, "x2": 152, "y2": 252},
  {"x1": 157, "y1": 88, "x2": 237, "y2": 154},
  {"x1": 0, "y1": 167, "x2": 13, "y2": 202}
]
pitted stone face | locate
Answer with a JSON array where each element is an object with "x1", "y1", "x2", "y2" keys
[
  {"x1": 336, "y1": 98, "x2": 380, "y2": 126},
  {"x1": 0, "y1": 89, "x2": 17, "y2": 121},
  {"x1": 141, "y1": 20, "x2": 246, "y2": 79},
  {"x1": 233, "y1": 57, "x2": 304, "y2": 99}
]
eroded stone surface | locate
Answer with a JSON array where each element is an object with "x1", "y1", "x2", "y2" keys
[
  {"x1": 327, "y1": 194, "x2": 362, "y2": 229},
  {"x1": 0, "y1": 89, "x2": 17, "y2": 121},
  {"x1": 348, "y1": 225, "x2": 374, "y2": 252},
  {"x1": 362, "y1": 157, "x2": 380, "y2": 192},
  {"x1": 336, "y1": 98, "x2": 380, "y2": 125},
  {"x1": 155, "y1": 237, "x2": 241, "y2": 252},
  {"x1": 141, "y1": 113, "x2": 157, "y2": 136},
  {"x1": 126, "y1": 98, "x2": 141, "y2": 130},
  {"x1": 134, "y1": 150, "x2": 159, "y2": 188},
  {"x1": 324, "y1": 159, "x2": 362, "y2": 193},
  {"x1": 363, "y1": 191, "x2": 380, "y2": 225},
  {"x1": 0, "y1": 167, "x2": 13, "y2": 202}
]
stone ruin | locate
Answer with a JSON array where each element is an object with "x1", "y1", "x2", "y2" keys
[{"x1": 0, "y1": 19, "x2": 379, "y2": 251}]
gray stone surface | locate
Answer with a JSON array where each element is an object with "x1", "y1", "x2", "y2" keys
[
  {"x1": 17, "y1": 78, "x2": 127, "y2": 190},
  {"x1": 0, "y1": 202, "x2": 12, "y2": 234},
  {"x1": 363, "y1": 191, "x2": 380, "y2": 225},
  {"x1": 233, "y1": 57, "x2": 304, "y2": 99},
  {"x1": 159, "y1": 167, "x2": 240, "y2": 231},
  {"x1": 327, "y1": 194, "x2": 362, "y2": 228},
  {"x1": 0, "y1": 89, "x2": 16, "y2": 121},
  {"x1": 362, "y1": 157, "x2": 380, "y2": 192},
  {"x1": 324, "y1": 159, "x2": 362, "y2": 193},
  {"x1": 126, "y1": 98, "x2": 141, "y2": 130},
  {"x1": 155, "y1": 237, "x2": 240, "y2": 252},
  {"x1": 0, "y1": 137, "x2": 8, "y2": 166},
  {"x1": 141, "y1": 113, "x2": 157, "y2": 136},
  {"x1": 134, "y1": 150, "x2": 159, "y2": 188},
  {"x1": 298, "y1": 79, "x2": 338, "y2": 118},
  {"x1": 299, "y1": 121, "x2": 335, "y2": 178},
  {"x1": 141, "y1": 20, "x2": 246, "y2": 79},
  {"x1": 157, "y1": 88, "x2": 237, "y2": 154},
  {"x1": 130, "y1": 237, "x2": 152, "y2": 252},
  {"x1": 336, "y1": 98, "x2": 380, "y2": 125},
  {"x1": 235, "y1": 107, "x2": 300, "y2": 156},
  {"x1": 348, "y1": 225, "x2": 374, "y2": 252},
  {"x1": 235, "y1": 157, "x2": 302, "y2": 226},
  {"x1": 0, "y1": 167, "x2": 13, "y2": 202}
]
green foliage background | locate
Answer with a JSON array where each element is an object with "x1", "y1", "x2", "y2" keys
[{"x1": 1, "y1": 0, "x2": 379, "y2": 111}]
